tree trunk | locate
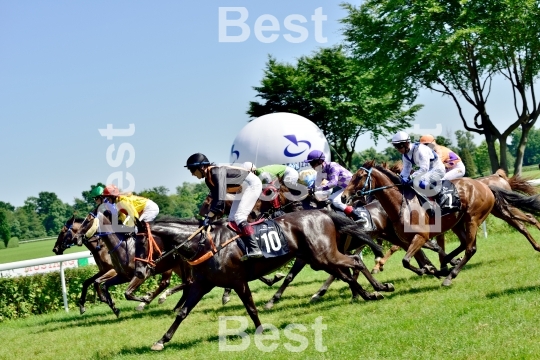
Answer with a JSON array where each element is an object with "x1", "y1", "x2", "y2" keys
[
  {"x1": 498, "y1": 135, "x2": 509, "y2": 174},
  {"x1": 486, "y1": 137, "x2": 500, "y2": 174},
  {"x1": 514, "y1": 124, "x2": 532, "y2": 176}
]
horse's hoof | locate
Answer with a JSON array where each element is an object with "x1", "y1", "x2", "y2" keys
[
  {"x1": 113, "y1": 308, "x2": 121, "y2": 318},
  {"x1": 374, "y1": 257, "x2": 382, "y2": 264},
  {"x1": 151, "y1": 342, "x2": 164, "y2": 351},
  {"x1": 371, "y1": 268, "x2": 380, "y2": 274},
  {"x1": 384, "y1": 283, "x2": 395, "y2": 292},
  {"x1": 79, "y1": 306, "x2": 86, "y2": 315},
  {"x1": 158, "y1": 295, "x2": 167, "y2": 305},
  {"x1": 310, "y1": 294, "x2": 321, "y2": 303},
  {"x1": 264, "y1": 302, "x2": 274, "y2": 310},
  {"x1": 442, "y1": 278, "x2": 452, "y2": 287},
  {"x1": 274, "y1": 273, "x2": 286, "y2": 281},
  {"x1": 222, "y1": 296, "x2": 230, "y2": 306},
  {"x1": 135, "y1": 303, "x2": 146, "y2": 311},
  {"x1": 450, "y1": 258, "x2": 461, "y2": 266},
  {"x1": 373, "y1": 292, "x2": 384, "y2": 300}
]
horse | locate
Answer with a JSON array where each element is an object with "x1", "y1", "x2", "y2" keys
[
  {"x1": 343, "y1": 161, "x2": 496, "y2": 286},
  {"x1": 145, "y1": 210, "x2": 393, "y2": 350},
  {"x1": 369, "y1": 166, "x2": 540, "y2": 271},
  {"x1": 52, "y1": 216, "x2": 116, "y2": 314},
  {"x1": 198, "y1": 187, "x2": 392, "y2": 308},
  {"x1": 71, "y1": 211, "x2": 189, "y2": 317}
]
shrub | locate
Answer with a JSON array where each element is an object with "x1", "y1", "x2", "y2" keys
[
  {"x1": 0, "y1": 241, "x2": 5, "y2": 250},
  {"x1": 6, "y1": 237, "x2": 18, "y2": 248},
  {"x1": 0, "y1": 265, "x2": 183, "y2": 321}
]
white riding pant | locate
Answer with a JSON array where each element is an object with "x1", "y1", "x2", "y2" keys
[
  {"x1": 329, "y1": 188, "x2": 347, "y2": 211},
  {"x1": 283, "y1": 167, "x2": 299, "y2": 186},
  {"x1": 139, "y1": 200, "x2": 160, "y2": 222},
  {"x1": 413, "y1": 161, "x2": 446, "y2": 197},
  {"x1": 229, "y1": 172, "x2": 263, "y2": 224},
  {"x1": 443, "y1": 162, "x2": 465, "y2": 181}
]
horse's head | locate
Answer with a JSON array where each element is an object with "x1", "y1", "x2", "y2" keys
[
  {"x1": 52, "y1": 216, "x2": 83, "y2": 254},
  {"x1": 72, "y1": 210, "x2": 105, "y2": 247}
]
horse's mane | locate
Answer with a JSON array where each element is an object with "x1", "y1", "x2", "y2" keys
[
  {"x1": 154, "y1": 216, "x2": 200, "y2": 226},
  {"x1": 360, "y1": 160, "x2": 402, "y2": 185}
]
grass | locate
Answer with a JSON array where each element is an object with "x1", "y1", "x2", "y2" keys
[
  {"x1": 0, "y1": 239, "x2": 88, "y2": 264},
  {"x1": 2, "y1": 226, "x2": 540, "y2": 359}
]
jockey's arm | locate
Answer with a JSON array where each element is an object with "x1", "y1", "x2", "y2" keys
[
  {"x1": 401, "y1": 156, "x2": 412, "y2": 180},
  {"x1": 258, "y1": 172, "x2": 274, "y2": 185},
  {"x1": 209, "y1": 167, "x2": 227, "y2": 215},
  {"x1": 410, "y1": 146, "x2": 431, "y2": 179},
  {"x1": 318, "y1": 166, "x2": 338, "y2": 191}
]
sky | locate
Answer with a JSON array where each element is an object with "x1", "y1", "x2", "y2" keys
[{"x1": 0, "y1": 1, "x2": 522, "y2": 207}]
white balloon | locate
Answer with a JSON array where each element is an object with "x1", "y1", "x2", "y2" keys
[{"x1": 230, "y1": 112, "x2": 331, "y2": 171}]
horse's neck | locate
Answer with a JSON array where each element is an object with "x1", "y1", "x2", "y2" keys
[{"x1": 371, "y1": 173, "x2": 404, "y2": 221}]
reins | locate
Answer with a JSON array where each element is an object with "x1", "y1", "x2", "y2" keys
[{"x1": 134, "y1": 222, "x2": 162, "y2": 268}]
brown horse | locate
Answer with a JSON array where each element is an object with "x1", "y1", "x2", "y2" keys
[
  {"x1": 370, "y1": 167, "x2": 540, "y2": 272},
  {"x1": 146, "y1": 210, "x2": 393, "y2": 351},
  {"x1": 71, "y1": 211, "x2": 189, "y2": 317},
  {"x1": 52, "y1": 216, "x2": 116, "y2": 314},
  {"x1": 343, "y1": 162, "x2": 496, "y2": 286}
]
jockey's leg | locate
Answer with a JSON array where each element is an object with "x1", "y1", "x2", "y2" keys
[
  {"x1": 442, "y1": 162, "x2": 465, "y2": 181},
  {"x1": 231, "y1": 173, "x2": 263, "y2": 260}
]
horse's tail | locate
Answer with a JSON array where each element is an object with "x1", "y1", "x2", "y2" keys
[
  {"x1": 323, "y1": 210, "x2": 384, "y2": 259},
  {"x1": 488, "y1": 185, "x2": 540, "y2": 217},
  {"x1": 507, "y1": 173, "x2": 539, "y2": 196}
]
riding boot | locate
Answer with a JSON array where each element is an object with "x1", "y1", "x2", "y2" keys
[
  {"x1": 238, "y1": 221, "x2": 263, "y2": 261},
  {"x1": 343, "y1": 206, "x2": 368, "y2": 224}
]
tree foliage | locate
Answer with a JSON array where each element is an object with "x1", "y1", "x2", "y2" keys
[
  {"x1": 342, "y1": 0, "x2": 540, "y2": 174},
  {"x1": 248, "y1": 46, "x2": 421, "y2": 168}
]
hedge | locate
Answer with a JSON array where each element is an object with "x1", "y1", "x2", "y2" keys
[
  {"x1": 6, "y1": 237, "x2": 18, "y2": 248},
  {"x1": 0, "y1": 265, "x2": 183, "y2": 322}
]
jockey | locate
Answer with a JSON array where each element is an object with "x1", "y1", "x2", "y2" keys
[
  {"x1": 392, "y1": 131, "x2": 446, "y2": 201},
  {"x1": 419, "y1": 134, "x2": 465, "y2": 181},
  {"x1": 186, "y1": 153, "x2": 263, "y2": 260},
  {"x1": 304, "y1": 150, "x2": 366, "y2": 224},
  {"x1": 243, "y1": 161, "x2": 304, "y2": 199},
  {"x1": 101, "y1": 184, "x2": 160, "y2": 226}
]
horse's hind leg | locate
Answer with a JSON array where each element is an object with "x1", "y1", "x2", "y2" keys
[
  {"x1": 222, "y1": 288, "x2": 233, "y2": 306},
  {"x1": 492, "y1": 205, "x2": 540, "y2": 252},
  {"x1": 442, "y1": 221, "x2": 478, "y2": 287},
  {"x1": 257, "y1": 273, "x2": 286, "y2": 286},
  {"x1": 264, "y1": 258, "x2": 306, "y2": 310},
  {"x1": 310, "y1": 274, "x2": 337, "y2": 303},
  {"x1": 372, "y1": 245, "x2": 400, "y2": 274},
  {"x1": 350, "y1": 254, "x2": 395, "y2": 292},
  {"x1": 152, "y1": 281, "x2": 215, "y2": 351},
  {"x1": 234, "y1": 281, "x2": 264, "y2": 333},
  {"x1": 159, "y1": 283, "x2": 188, "y2": 305}
]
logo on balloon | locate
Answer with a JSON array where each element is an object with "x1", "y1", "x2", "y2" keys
[
  {"x1": 230, "y1": 144, "x2": 240, "y2": 163},
  {"x1": 283, "y1": 135, "x2": 311, "y2": 157}
]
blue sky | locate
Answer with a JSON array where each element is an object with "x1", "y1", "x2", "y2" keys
[{"x1": 0, "y1": 1, "x2": 519, "y2": 207}]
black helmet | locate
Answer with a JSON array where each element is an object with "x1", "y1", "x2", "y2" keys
[{"x1": 185, "y1": 153, "x2": 210, "y2": 168}]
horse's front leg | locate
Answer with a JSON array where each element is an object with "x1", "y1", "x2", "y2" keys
[
  {"x1": 351, "y1": 255, "x2": 395, "y2": 292},
  {"x1": 233, "y1": 281, "x2": 263, "y2": 332},
  {"x1": 135, "y1": 270, "x2": 173, "y2": 311},
  {"x1": 402, "y1": 234, "x2": 430, "y2": 276},
  {"x1": 102, "y1": 275, "x2": 129, "y2": 318},
  {"x1": 264, "y1": 258, "x2": 306, "y2": 310},
  {"x1": 152, "y1": 281, "x2": 214, "y2": 351},
  {"x1": 372, "y1": 245, "x2": 401, "y2": 274},
  {"x1": 222, "y1": 288, "x2": 233, "y2": 305},
  {"x1": 79, "y1": 272, "x2": 103, "y2": 315}
]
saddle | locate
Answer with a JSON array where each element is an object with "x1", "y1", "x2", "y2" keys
[
  {"x1": 409, "y1": 180, "x2": 461, "y2": 217},
  {"x1": 228, "y1": 219, "x2": 289, "y2": 258}
]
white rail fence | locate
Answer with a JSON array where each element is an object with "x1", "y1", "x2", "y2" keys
[{"x1": 0, "y1": 252, "x2": 94, "y2": 312}]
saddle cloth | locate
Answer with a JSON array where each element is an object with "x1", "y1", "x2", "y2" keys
[
  {"x1": 228, "y1": 219, "x2": 289, "y2": 258},
  {"x1": 414, "y1": 180, "x2": 461, "y2": 216}
]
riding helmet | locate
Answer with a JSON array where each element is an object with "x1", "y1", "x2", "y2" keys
[{"x1": 185, "y1": 153, "x2": 210, "y2": 168}]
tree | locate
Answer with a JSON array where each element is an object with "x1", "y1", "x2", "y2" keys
[
  {"x1": 138, "y1": 186, "x2": 173, "y2": 215},
  {"x1": 0, "y1": 210, "x2": 11, "y2": 245},
  {"x1": 170, "y1": 182, "x2": 209, "y2": 218},
  {"x1": 460, "y1": 148, "x2": 477, "y2": 177},
  {"x1": 509, "y1": 127, "x2": 540, "y2": 166},
  {"x1": 351, "y1": 147, "x2": 390, "y2": 171},
  {"x1": 248, "y1": 47, "x2": 421, "y2": 168},
  {"x1": 35, "y1": 192, "x2": 70, "y2": 236},
  {"x1": 455, "y1": 130, "x2": 477, "y2": 155},
  {"x1": 342, "y1": 0, "x2": 540, "y2": 174}
]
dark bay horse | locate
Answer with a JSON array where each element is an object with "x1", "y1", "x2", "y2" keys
[
  {"x1": 147, "y1": 210, "x2": 393, "y2": 351},
  {"x1": 52, "y1": 216, "x2": 116, "y2": 314},
  {"x1": 72, "y1": 212, "x2": 189, "y2": 317},
  {"x1": 343, "y1": 162, "x2": 495, "y2": 286}
]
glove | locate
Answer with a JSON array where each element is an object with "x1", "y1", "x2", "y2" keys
[
  {"x1": 401, "y1": 177, "x2": 412, "y2": 186},
  {"x1": 202, "y1": 216, "x2": 210, "y2": 227}
]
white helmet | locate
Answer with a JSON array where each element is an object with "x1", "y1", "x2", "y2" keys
[
  {"x1": 242, "y1": 161, "x2": 257, "y2": 172},
  {"x1": 391, "y1": 131, "x2": 411, "y2": 144}
]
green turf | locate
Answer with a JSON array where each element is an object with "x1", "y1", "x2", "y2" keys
[
  {"x1": 0, "y1": 239, "x2": 89, "y2": 264},
  {"x1": 2, "y1": 227, "x2": 540, "y2": 359}
]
